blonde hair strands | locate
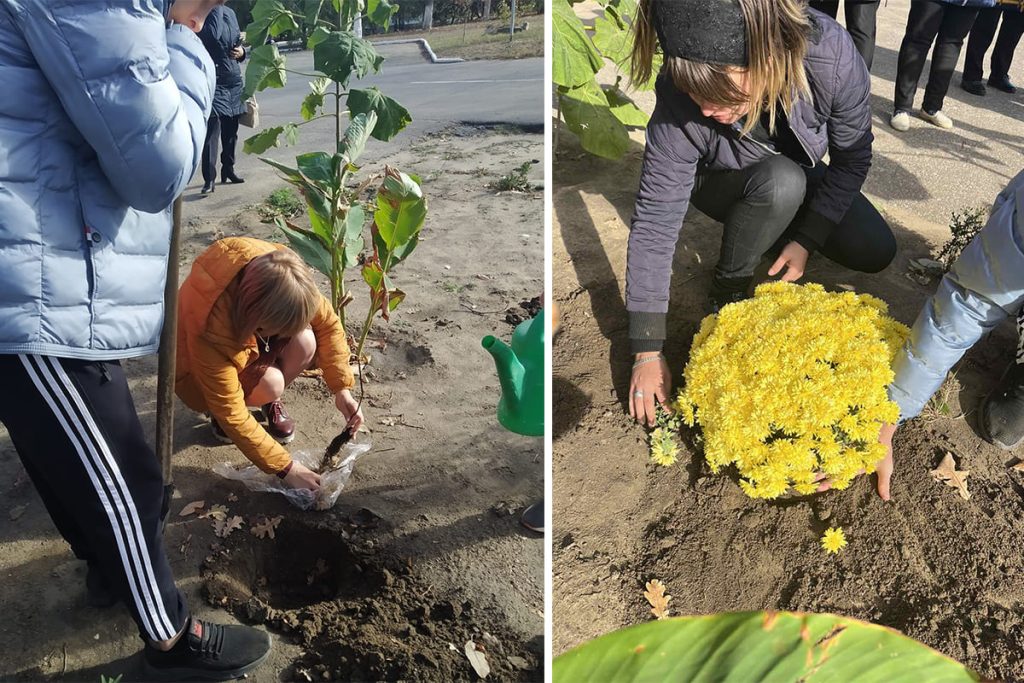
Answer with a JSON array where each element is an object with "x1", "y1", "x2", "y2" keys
[
  {"x1": 631, "y1": 0, "x2": 812, "y2": 135},
  {"x1": 234, "y1": 249, "x2": 320, "y2": 343}
]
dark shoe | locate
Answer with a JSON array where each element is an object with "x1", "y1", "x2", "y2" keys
[
  {"x1": 980, "y1": 362, "x2": 1024, "y2": 450},
  {"x1": 85, "y1": 563, "x2": 117, "y2": 609},
  {"x1": 142, "y1": 618, "x2": 272, "y2": 682},
  {"x1": 988, "y1": 76, "x2": 1017, "y2": 94},
  {"x1": 520, "y1": 500, "x2": 544, "y2": 533},
  {"x1": 707, "y1": 275, "x2": 753, "y2": 314},
  {"x1": 961, "y1": 79, "x2": 987, "y2": 96},
  {"x1": 263, "y1": 400, "x2": 295, "y2": 444},
  {"x1": 222, "y1": 170, "x2": 245, "y2": 184},
  {"x1": 201, "y1": 180, "x2": 215, "y2": 194},
  {"x1": 210, "y1": 418, "x2": 233, "y2": 445}
]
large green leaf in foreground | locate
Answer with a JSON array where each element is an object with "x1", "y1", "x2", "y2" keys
[{"x1": 553, "y1": 612, "x2": 979, "y2": 683}]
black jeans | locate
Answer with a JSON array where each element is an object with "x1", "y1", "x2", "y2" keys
[
  {"x1": 808, "y1": 0, "x2": 879, "y2": 70},
  {"x1": 963, "y1": 5, "x2": 1024, "y2": 83},
  {"x1": 894, "y1": 0, "x2": 980, "y2": 113},
  {"x1": 691, "y1": 155, "x2": 896, "y2": 281},
  {"x1": 202, "y1": 113, "x2": 241, "y2": 182},
  {"x1": 0, "y1": 355, "x2": 189, "y2": 643}
]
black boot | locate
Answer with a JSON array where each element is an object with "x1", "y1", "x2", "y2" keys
[
  {"x1": 707, "y1": 275, "x2": 753, "y2": 314},
  {"x1": 221, "y1": 170, "x2": 245, "y2": 184},
  {"x1": 988, "y1": 76, "x2": 1017, "y2": 94},
  {"x1": 201, "y1": 180, "x2": 215, "y2": 194},
  {"x1": 961, "y1": 79, "x2": 987, "y2": 96},
  {"x1": 980, "y1": 361, "x2": 1024, "y2": 450},
  {"x1": 142, "y1": 617, "x2": 272, "y2": 681},
  {"x1": 520, "y1": 500, "x2": 543, "y2": 533},
  {"x1": 85, "y1": 562, "x2": 117, "y2": 609}
]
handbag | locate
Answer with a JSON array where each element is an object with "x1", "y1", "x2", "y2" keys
[{"x1": 240, "y1": 96, "x2": 259, "y2": 128}]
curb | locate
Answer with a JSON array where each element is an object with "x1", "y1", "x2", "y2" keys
[{"x1": 371, "y1": 38, "x2": 464, "y2": 64}]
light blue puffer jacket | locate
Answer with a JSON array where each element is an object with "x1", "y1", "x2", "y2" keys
[
  {"x1": 0, "y1": 0, "x2": 214, "y2": 360},
  {"x1": 889, "y1": 169, "x2": 1024, "y2": 420}
]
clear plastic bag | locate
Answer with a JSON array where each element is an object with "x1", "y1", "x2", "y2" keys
[{"x1": 212, "y1": 441, "x2": 371, "y2": 510}]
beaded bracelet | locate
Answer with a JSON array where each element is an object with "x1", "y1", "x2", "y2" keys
[{"x1": 632, "y1": 354, "x2": 664, "y2": 369}]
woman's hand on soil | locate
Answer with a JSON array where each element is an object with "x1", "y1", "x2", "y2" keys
[
  {"x1": 876, "y1": 423, "x2": 897, "y2": 501},
  {"x1": 283, "y1": 461, "x2": 321, "y2": 491},
  {"x1": 335, "y1": 389, "x2": 364, "y2": 433},
  {"x1": 768, "y1": 241, "x2": 810, "y2": 282},
  {"x1": 629, "y1": 353, "x2": 671, "y2": 427}
]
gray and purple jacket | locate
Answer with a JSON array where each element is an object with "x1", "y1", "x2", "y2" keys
[{"x1": 627, "y1": 11, "x2": 872, "y2": 351}]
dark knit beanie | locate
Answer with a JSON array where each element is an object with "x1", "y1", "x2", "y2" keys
[{"x1": 652, "y1": 0, "x2": 748, "y2": 67}]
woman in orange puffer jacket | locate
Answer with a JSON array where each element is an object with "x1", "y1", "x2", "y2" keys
[{"x1": 176, "y1": 237, "x2": 364, "y2": 492}]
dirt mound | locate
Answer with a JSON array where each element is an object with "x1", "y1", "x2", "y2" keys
[{"x1": 203, "y1": 518, "x2": 540, "y2": 681}]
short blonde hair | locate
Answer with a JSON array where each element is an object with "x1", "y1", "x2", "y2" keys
[
  {"x1": 233, "y1": 249, "x2": 320, "y2": 343},
  {"x1": 632, "y1": 0, "x2": 812, "y2": 136}
]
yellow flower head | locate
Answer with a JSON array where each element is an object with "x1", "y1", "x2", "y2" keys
[
  {"x1": 821, "y1": 527, "x2": 847, "y2": 554},
  {"x1": 667, "y1": 282, "x2": 909, "y2": 499},
  {"x1": 649, "y1": 428, "x2": 679, "y2": 467}
]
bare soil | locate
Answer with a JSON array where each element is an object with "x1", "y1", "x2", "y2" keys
[
  {"x1": 0, "y1": 125, "x2": 544, "y2": 681},
  {"x1": 552, "y1": 126, "x2": 1024, "y2": 681}
]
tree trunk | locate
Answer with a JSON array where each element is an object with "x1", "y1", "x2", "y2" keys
[
  {"x1": 483, "y1": 0, "x2": 492, "y2": 20},
  {"x1": 423, "y1": 0, "x2": 434, "y2": 30}
]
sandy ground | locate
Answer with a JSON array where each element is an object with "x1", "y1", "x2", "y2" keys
[
  {"x1": 0, "y1": 123, "x2": 544, "y2": 680},
  {"x1": 553, "y1": 1, "x2": 1024, "y2": 678}
]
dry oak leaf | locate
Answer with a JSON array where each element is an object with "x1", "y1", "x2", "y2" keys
[
  {"x1": 931, "y1": 452, "x2": 970, "y2": 500},
  {"x1": 464, "y1": 641, "x2": 491, "y2": 679},
  {"x1": 202, "y1": 504, "x2": 229, "y2": 520},
  {"x1": 213, "y1": 515, "x2": 244, "y2": 538},
  {"x1": 179, "y1": 500, "x2": 205, "y2": 517},
  {"x1": 644, "y1": 579, "x2": 671, "y2": 620},
  {"x1": 1011, "y1": 461, "x2": 1024, "y2": 472},
  {"x1": 250, "y1": 515, "x2": 283, "y2": 539}
]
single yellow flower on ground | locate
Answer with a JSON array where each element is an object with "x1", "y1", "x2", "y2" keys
[{"x1": 821, "y1": 527, "x2": 847, "y2": 554}]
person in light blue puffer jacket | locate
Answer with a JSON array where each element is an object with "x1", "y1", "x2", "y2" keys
[
  {"x1": 0, "y1": 1, "x2": 273, "y2": 678},
  {"x1": 874, "y1": 170, "x2": 1024, "y2": 502}
]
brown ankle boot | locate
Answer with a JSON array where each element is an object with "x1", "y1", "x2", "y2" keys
[{"x1": 262, "y1": 400, "x2": 295, "y2": 444}]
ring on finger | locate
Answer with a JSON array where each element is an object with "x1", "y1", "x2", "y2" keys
[{"x1": 633, "y1": 390, "x2": 644, "y2": 398}]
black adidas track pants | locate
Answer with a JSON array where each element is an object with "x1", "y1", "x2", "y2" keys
[{"x1": 0, "y1": 354, "x2": 188, "y2": 642}]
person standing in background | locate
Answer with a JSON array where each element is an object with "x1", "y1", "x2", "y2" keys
[
  {"x1": 890, "y1": 0, "x2": 994, "y2": 132},
  {"x1": 199, "y1": 3, "x2": 247, "y2": 194},
  {"x1": 961, "y1": 0, "x2": 1024, "y2": 95},
  {"x1": 808, "y1": 0, "x2": 880, "y2": 70}
]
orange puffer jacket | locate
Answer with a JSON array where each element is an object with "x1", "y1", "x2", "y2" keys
[{"x1": 175, "y1": 237, "x2": 353, "y2": 473}]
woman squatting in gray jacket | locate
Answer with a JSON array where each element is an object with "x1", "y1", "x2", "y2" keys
[{"x1": 626, "y1": 0, "x2": 896, "y2": 427}]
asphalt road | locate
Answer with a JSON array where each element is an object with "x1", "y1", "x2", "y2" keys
[{"x1": 190, "y1": 46, "x2": 543, "y2": 216}]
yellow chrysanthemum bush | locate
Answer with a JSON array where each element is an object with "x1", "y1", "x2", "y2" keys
[{"x1": 658, "y1": 282, "x2": 909, "y2": 499}]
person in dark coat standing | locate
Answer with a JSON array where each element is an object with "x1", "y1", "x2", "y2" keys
[
  {"x1": 199, "y1": 4, "x2": 246, "y2": 193},
  {"x1": 961, "y1": 0, "x2": 1024, "y2": 95},
  {"x1": 808, "y1": 0, "x2": 879, "y2": 70}
]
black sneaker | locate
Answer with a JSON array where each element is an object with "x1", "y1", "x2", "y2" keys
[
  {"x1": 961, "y1": 79, "x2": 986, "y2": 96},
  {"x1": 521, "y1": 500, "x2": 544, "y2": 533},
  {"x1": 210, "y1": 419, "x2": 233, "y2": 445},
  {"x1": 980, "y1": 362, "x2": 1024, "y2": 450},
  {"x1": 988, "y1": 76, "x2": 1017, "y2": 94},
  {"x1": 85, "y1": 563, "x2": 117, "y2": 609},
  {"x1": 142, "y1": 618, "x2": 272, "y2": 681},
  {"x1": 707, "y1": 275, "x2": 753, "y2": 314}
]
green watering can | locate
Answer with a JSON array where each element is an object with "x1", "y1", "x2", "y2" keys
[{"x1": 482, "y1": 310, "x2": 546, "y2": 437}]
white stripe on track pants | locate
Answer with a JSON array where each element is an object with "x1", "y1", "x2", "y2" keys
[{"x1": 0, "y1": 354, "x2": 188, "y2": 642}]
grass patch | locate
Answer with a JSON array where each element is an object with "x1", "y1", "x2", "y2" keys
[
  {"x1": 369, "y1": 17, "x2": 543, "y2": 60},
  {"x1": 491, "y1": 161, "x2": 535, "y2": 192},
  {"x1": 259, "y1": 187, "x2": 304, "y2": 222},
  {"x1": 920, "y1": 374, "x2": 963, "y2": 422}
]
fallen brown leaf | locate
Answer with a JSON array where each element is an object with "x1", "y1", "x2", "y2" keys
[
  {"x1": 250, "y1": 515, "x2": 283, "y2": 539},
  {"x1": 202, "y1": 504, "x2": 228, "y2": 520},
  {"x1": 213, "y1": 515, "x2": 244, "y2": 538},
  {"x1": 1011, "y1": 461, "x2": 1024, "y2": 472},
  {"x1": 644, "y1": 579, "x2": 671, "y2": 620},
  {"x1": 179, "y1": 500, "x2": 205, "y2": 517},
  {"x1": 931, "y1": 452, "x2": 970, "y2": 500}
]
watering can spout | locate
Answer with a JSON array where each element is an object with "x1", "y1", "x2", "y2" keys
[{"x1": 482, "y1": 335, "x2": 524, "y2": 410}]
